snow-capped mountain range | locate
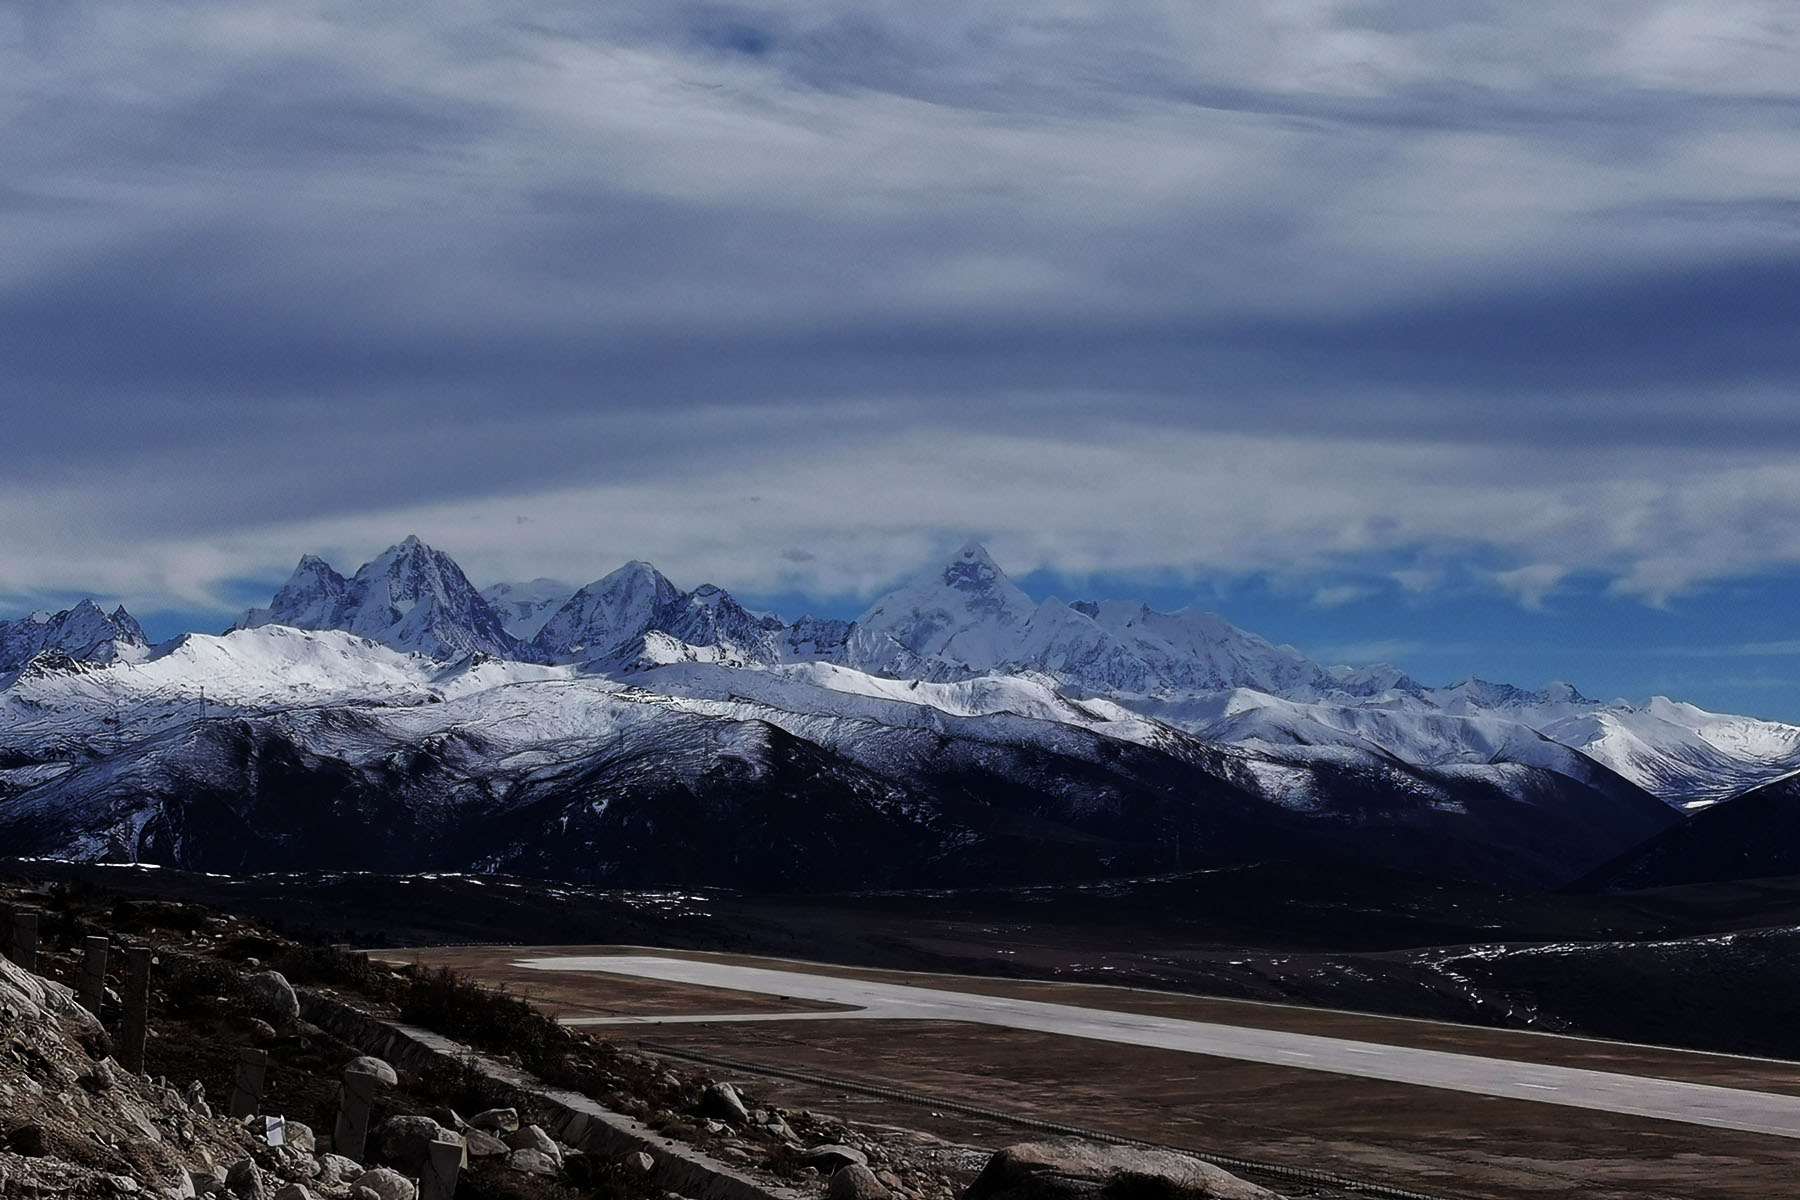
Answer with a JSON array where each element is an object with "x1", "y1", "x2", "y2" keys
[{"x1": 3, "y1": 537, "x2": 1796, "y2": 888}]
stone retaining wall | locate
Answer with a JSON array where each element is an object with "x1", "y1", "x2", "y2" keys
[{"x1": 300, "y1": 990, "x2": 811, "y2": 1200}]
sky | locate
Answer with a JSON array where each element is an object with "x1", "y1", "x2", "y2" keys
[{"x1": 4, "y1": 2, "x2": 1800, "y2": 716}]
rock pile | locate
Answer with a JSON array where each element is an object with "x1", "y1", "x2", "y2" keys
[
  {"x1": 2, "y1": 948, "x2": 258, "y2": 1198},
  {"x1": 3, "y1": 947, "x2": 598, "y2": 1200}
]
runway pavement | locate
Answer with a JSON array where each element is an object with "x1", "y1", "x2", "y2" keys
[{"x1": 517, "y1": 953, "x2": 1800, "y2": 1140}]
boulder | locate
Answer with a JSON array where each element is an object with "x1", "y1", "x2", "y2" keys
[
  {"x1": 502, "y1": 1124, "x2": 561, "y2": 1168},
  {"x1": 243, "y1": 972, "x2": 300, "y2": 1023},
  {"x1": 270, "y1": 1147, "x2": 318, "y2": 1181},
  {"x1": 469, "y1": 1107, "x2": 518, "y2": 1133},
  {"x1": 829, "y1": 1164, "x2": 890, "y2": 1200},
  {"x1": 343, "y1": 1057, "x2": 398, "y2": 1087},
  {"x1": 465, "y1": 1131, "x2": 509, "y2": 1158},
  {"x1": 626, "y1": 1151, "x2": 655, "y2": 1173},
  {"x1": 507, "y1": 1149, "x2": 560, "y2": 1176},
  {"x1": 186, "y1": 1168, "x2": 225, "y2": 1196},
  {"x1": 224, "y1": 1157, "x2": 266, "y2": 1200},
  {"x1": 374, "y1": 1114, "x2": 447, "y2": 1172},
  {"x1": 962, "y1": 1141, "x2": 1275, "y2": 1200},
  {"x1": 803, "y1": 1145, "x2": 869, "y2": 1172},
  {"x1": 424, "y1": 1107, "x2": 468, "y2": 1134},
  {"x1": 349, "y1": 1168, "x2": 416, "y2": 1200},
  {"x1": 283, "y1": 1121, "x2": 316, "y2": 1155},
  {"x1": 697, "y1": 1083, "x2": 749, "y2": 1125},
  {"x1": 271, "y1": 1187, "x2": 314, "y2": 1200},
  {"x1": 315, "y1": 1155, "x2": 364, "y2": 1188}
]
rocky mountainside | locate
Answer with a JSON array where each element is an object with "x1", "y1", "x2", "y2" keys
[
  {"x1": 0, "y1": 600, "x2": 148, "y2": 676},
  {"x1": 0, "y1": 946, "x2": 268, "y2": 1200},
  {"x1": 1580, "y1": 769, "x2": 1800, "y2": 890}
]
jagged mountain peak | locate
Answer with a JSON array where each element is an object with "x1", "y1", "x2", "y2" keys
[
  {"x1": 533, "y1": 560, "x2": 684, "y2": 662},
  {"x1": 0, "y1": 598, "x2": 150, "y2": 674},
  {"x1": 598, "y1": 581, "x2": 785, "y2": 672},
  {"x1": 844, "y1": 542, "x2": 1037, "y2": 678},
  {"x1": 936, "y1": 542, "x2": 1028, "y2": 606},
  {"x1": 239, "y1": 538, "x2": 528, "y2": 662},
  {"x1": 659, "y1": 583, "x2": 779, "y2": 630},
  {"x1": 356, "y1": 534, "x2": 451, "y2": 580},
  {"x1": 246, "y1": 555, "x2": 352, "y2": 633},
  {"x1": 1443, "y1": 676, "x2": 1590, "y2": 710},
  {"x1": 281, "y1": 554, "x2": 346, "y2": 587}
]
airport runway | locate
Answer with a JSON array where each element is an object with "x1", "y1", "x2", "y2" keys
[{"x1": 518, "y1": 953, "x2": 1800, "y2": 1140}]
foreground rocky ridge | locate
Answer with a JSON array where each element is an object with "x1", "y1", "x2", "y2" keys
[
  {"x1": 0, "y1": 947, "x2": 258, "y2": 1198},
  {"x1": 0, "y1": 881, "x2": 1297, "y2": 1200}
]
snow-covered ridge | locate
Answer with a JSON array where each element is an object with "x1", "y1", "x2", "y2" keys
[{"x1": 9, "y1": 536, "x2": 1800, "y2": 810}]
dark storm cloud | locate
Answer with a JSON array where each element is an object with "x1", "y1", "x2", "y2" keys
[{"x1": 3, "y1": 1, "x2": 1800, "y2": 606}]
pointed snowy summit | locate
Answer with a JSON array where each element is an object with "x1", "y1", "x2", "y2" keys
[
  {"x1": 240, "y1": 537, "x2": 529, "y2": 661},
  {"x1": 843, "y1": 542, "x2": 1037, "y2": 679},
  {"x1": 534, "y1": 560, "x2": 682, "y2": 661},
  {"x1": 0, "y1": 599, "x2": 150, "y2": 673}
]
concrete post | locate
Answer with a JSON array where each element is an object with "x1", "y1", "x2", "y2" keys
[
  {"x1": 9, "y1": 910, "x2": 38, "y2": 972},
  {"x1": 334, "y1": 1069, "x2": 376, "y2": 1162},
  {"x1": 420, "y1": 1137, "x2": 463, "y2": 1200},
  {"x1": 80, "y1": 935, "x2": 110, "y2": 1019},
  {"x1": 119, "y1": 946, "x2": 152, "y2": 1075},
  {"x1": 228, "y1": 1047, "x2": 270, "y2": 1119}
]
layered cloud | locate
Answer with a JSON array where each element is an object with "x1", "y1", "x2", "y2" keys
[{"x1": 2, "y1": 1, "x2": 1799, "y2": 611}]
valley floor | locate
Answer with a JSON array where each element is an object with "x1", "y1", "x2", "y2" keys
[{"x1": 386, "y1": 945, "x2": 1800, "y2": 1200}]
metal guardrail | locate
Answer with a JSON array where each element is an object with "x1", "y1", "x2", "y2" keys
[{"x1": 638, "y1": 1041, "x2": 1465, "y2": 1200}]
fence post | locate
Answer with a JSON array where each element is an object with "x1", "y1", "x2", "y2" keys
[
  {"x1": 420, "y1": 1137, "x2": 463, "y2": 1200},
  {"x1": 118, "y1": 946, "x2": 152, "y2": 1074},
  {"x1": 334, "y1": 1069, "x2": 377, "y2": 1162},
  {"x1": 80, "y1": 935, "x2": 110, "y2": 1019},
  {"x1": 229, "y1": 1047, "x2": 270, "y2": 1119},
  {"x1": 9, "y1": 909, "x2": 38, "y2": 972}
]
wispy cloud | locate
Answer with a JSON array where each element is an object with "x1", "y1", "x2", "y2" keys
[
  {"x1": 3, "y1": 2, "x2": 1800, "y2": 613},
  {"x1": 1313, "y1": 639, "x2": 1431, "y2": 667},
  {"x1": 1657, "y1": 639, "x2": 1800, "y2": 658}
]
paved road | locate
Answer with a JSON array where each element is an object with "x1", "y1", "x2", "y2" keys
[{"x1": 518, "y1": 953, "x2": 1800, "y2": 1140}]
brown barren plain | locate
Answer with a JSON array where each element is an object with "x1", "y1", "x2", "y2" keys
[{"x1": 383, "y1": 945, "x2": 1800, "y2": 1200}]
